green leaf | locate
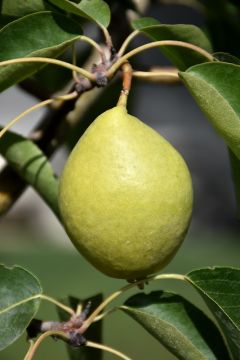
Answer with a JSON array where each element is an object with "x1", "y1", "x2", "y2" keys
[
  {"x1": 57, "y1": 294, "x2": 103, "y2": 360},
  {"x1": 27, "y1": 42, "x2": 91, "y2": 97},
  {"x1": 25, "y1": 61, "x2": 71, "y2": 97},
  {"x1": 47, "y1": 0, "x2": 111, "y2": 27},
  {"x1": 0, "y1": 130, "x2": 59, "y2": 217},
  {"x1": 209, "y1": 54, "x2": 240, "y2": 218},
  {"x1": 122, "y1": 291, "x2": 230, "y2": 360},
  {"x1": 0, "y1": 264, "x2": 42, "y2": 351},
  {"x1": 0, "y1": 11, "x2": 83, "y2": 92},
  {"x1": 187, "y1": 267, "x2": 240, "y2": 360},
  {"x1": 0, "y1": 0, "x2": 58, "y2": 29},
  {"x1": 131, "y1": 17, "x2": 162, "y2": 29},
  {"x1": 0, "y1": 0, "x2": 49, "y2": 17},
  {"x1": 214, "y1": 52, "x2": 240, "y2": 65},
  {"x1": 180, "y1": 62, "x2": 240, "y2": 159},
  {"x1": 197, "y1": 0, "x2": 240, "y2": 58},
  {"x1": 131, "y1": 17, "x2": 212, "y2": 70},
  {"x1": 77, "y1": 0, "x2": 110, "y2": 27}
]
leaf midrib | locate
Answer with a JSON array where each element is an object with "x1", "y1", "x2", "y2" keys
[
  {"x1": 121, "y1": 305, "x2": 209, "y2": 360},
  {"x1": 0, "y1": 294, "x2": 41, "y2": 316}
]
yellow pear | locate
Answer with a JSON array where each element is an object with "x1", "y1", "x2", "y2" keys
[{"x1": 59, "y1": 105, "x2": 193, "y2": 280}]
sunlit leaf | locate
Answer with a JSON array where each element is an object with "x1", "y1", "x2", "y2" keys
[
  {"x1": 0, "y1": 11, "x2": 82, "y2": 92},
  {"x1": 188, "y1": 267, "x2": 240, "y2": 360},
  {"x1": 203, "y1": 53, "x2": 240, "y2": 218},
  {"x1": 180, "y1": 62, "x2": 240, "y2": 159},
  {"x1": 47, "y1": 0, "x2": 111, "y2": 27}
]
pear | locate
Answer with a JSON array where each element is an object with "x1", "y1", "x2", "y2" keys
[{"x1": 59, "y1": 105, "x2": 193, "y2": 280}]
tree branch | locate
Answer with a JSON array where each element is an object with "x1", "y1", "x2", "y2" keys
[{"x1": 0, "y1": 92, "x2": 77, "y2": 216}]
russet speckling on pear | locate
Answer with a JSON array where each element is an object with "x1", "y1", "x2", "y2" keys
[{"x1": 58, "y1": 105, "x2": 193, "y2": 280}]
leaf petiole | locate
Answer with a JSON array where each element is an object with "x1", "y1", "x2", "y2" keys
[
  {"x1": 93, "y1": 306, "x2": 117, "y2": 322},
  {"x1": 118, "y1": 30, "x2": 140, "y2": 57},
  {"x1": 24, "y1": 330, "x2": 68, "y2": 360},
  {"x1": 24, "y1": 332, "x2": 132, "y2": 360},
  {"x1": 40, "y1": 295, "x2": 75, "y2": 316},
  {"x1": 23, "y1": 340, "x2": 34, "y2": 360},
  {"x1": 80, "y1": 35, "x2": 107, "y2": 64},
  {"x1": 108, "y1": 40, "x2": 214, "y2": 77},
  {"x1": 100, "y1": 24, "x2": 113, "y2": 50},
  {"x1": 86, "y1": 341, "x2": 133, "y2": 360},
  {"x1": 0, "y1": 57, "x2": 96, "y2": 82},
  {"x1": 0, "y1": 91, "x2": 78, "y2": 139}
]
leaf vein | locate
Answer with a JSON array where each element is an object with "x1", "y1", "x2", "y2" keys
[{"x1": 0, "y1": 294, "x2": 40, "y2": 316}]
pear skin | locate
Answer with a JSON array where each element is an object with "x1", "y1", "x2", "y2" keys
[{"x1": 59, "y1": 106, "x2": 193, "y2": 280}]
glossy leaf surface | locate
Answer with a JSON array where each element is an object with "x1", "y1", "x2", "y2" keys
[
  {"x1": 0, "y1": 11, "x2": 82, "y2": 91},
  {"x1": 47, "y1": 0, "x2": 110, "y2": 27}
]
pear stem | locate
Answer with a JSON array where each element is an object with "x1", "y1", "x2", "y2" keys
[
  {"x1": 117, "y1": 62, "x2": 133, "y2": 107},
  {"x1": 81, "y1": 273, "x2": 186, "y2": 332}
]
